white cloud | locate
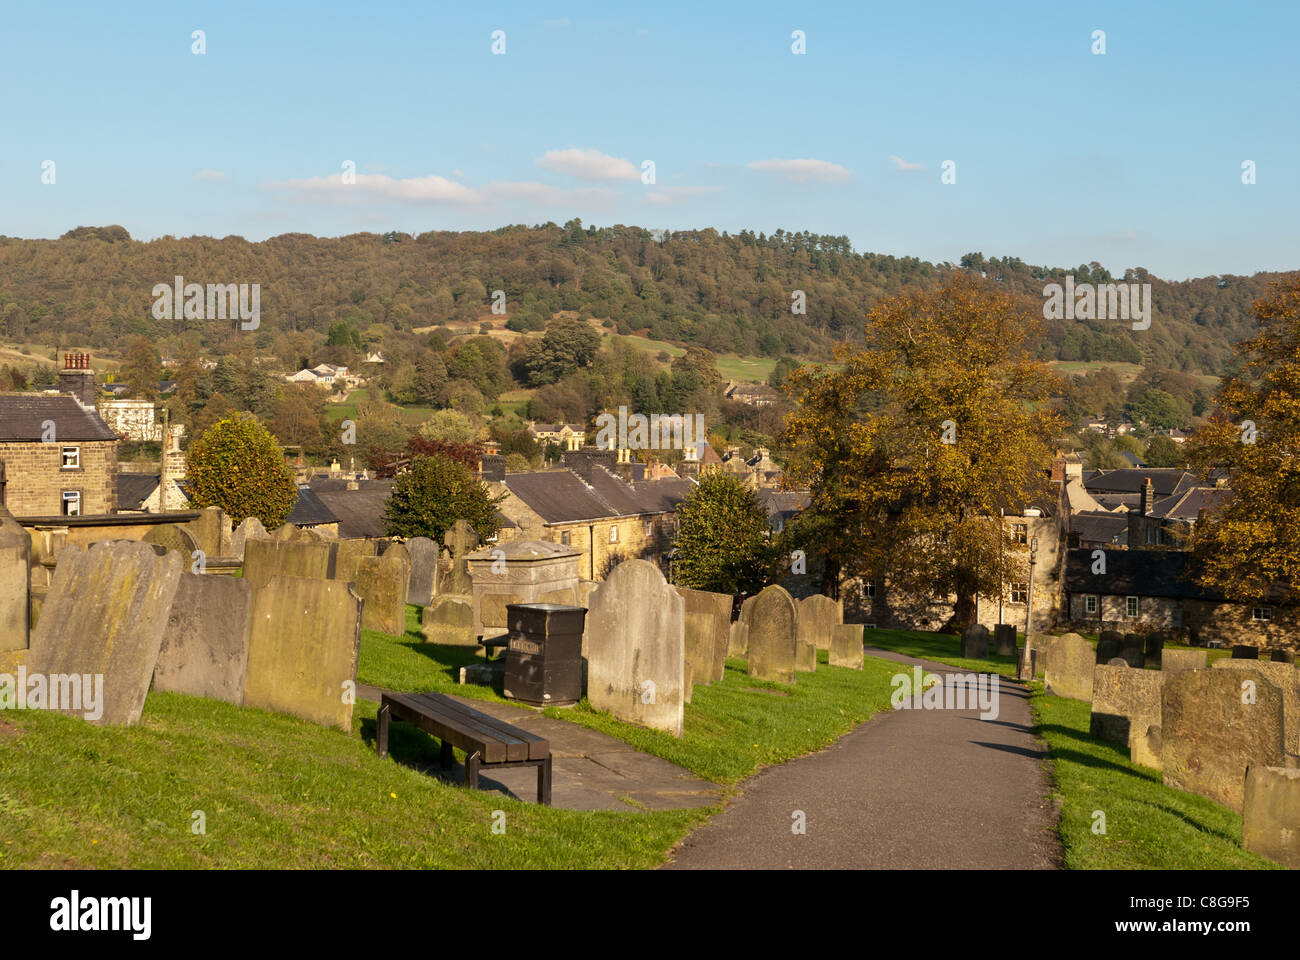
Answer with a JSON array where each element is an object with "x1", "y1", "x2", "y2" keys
[
  {"x1": 747, "y1": 158, "x2": 851, "y2": 183},
  {"x1": 888, "y1": 155, "x2": 926, "y2": 172},
  {"x1": 536, "y1": 148, "x2": 641, "y2": 182},
  {"x1": 195, "y1": 169, "x2": 227, "y2": 182},
  {"x1": 271, "y1": 173, "x2": 480, "y2": 204},
  {"x1": 645, "y1": 186, "x2": 722, "y2": 205}
]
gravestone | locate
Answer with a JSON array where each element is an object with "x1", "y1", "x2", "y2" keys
[
  {"x1": 142, "y1": 523, "x2": 200, "y2": 560},
  {"x1": 729, "y1": 619, "x2": 749, "y2": 657},
  {"x1": 993, "y1": 624, "x2": 1016, "y2": 657},
  {"x1": 185, "y1": 506, "x2": 229, "y2": 558},
  {"x1": 381, "y1": 540, "x2": 411, "y2": 569},
  {"x1": 1243, "y1": 766, "x2": 1300, "y2": 867},
  {"x1": 152, "y1": 574, "x2": 252, "y2": 704},
  {"x1": 332, "y1": 538, "x2": 376, "y2": 584},
  {"x1": 798, "y1": 594, "x2": 841, "y2": 651},
  {"x1": 1161, "y1": 648, "x2": 1207, "y2": 675},
  {"x1": 739, "y1": 593, "x2": 759, "y2": 629},
  {"x1": 1117, "y1": 639, "x2": 1146, "y2": 669},
  {"x1": 747, "y1": 585, "x2": 798, "y2": 685},
  {"x1": 242, "y1": 538, "x2": 335, "y2": 588},
  {"x1": 231, "y1": 517, "x2": 269, "y2": 560},
  {"x1": 585, "y1": 559, "x2": 685, "y2": 737},
  {"x1": 1090, "y1": 664, "x2": 1164, "y2": 744},
  {"x1": 1213, "y1": 658, "x2": 1300, "y2": 755},
  {"x1": 1107, "y1": 657, "x2": 1129, "y2": 666},
  {"x1": 1096, "y1": 630, "x2": 1124, "y2": 665},
  {"x1": 0, "y1": 504, "x2": 30, "y2": 652},
  {"x1": 1162, "y1": 667, "x2": 1285, "y2": 812},
  {"x1": 1130, "y1": 724, "x2": 1162, "y2": 770},
  {"x1": 421, "y1": 596, "x2": 476, "y2": 646},
  {"x1": 1233, "y1": 644, "x2": 1260, "y2": 659},
  {"x1": 1043, "y1": 633, "x2": 1094, "y2": 701},
  {"x1": 405, "y1": 537, "x2": 438, "y2": 606},
  {"x1": 1026, "y1": 635, "x2": 1056, "y2": 678},
  {"x1": 677, "y1": 586, "x2": 732, "y2": 685},
  {"x1": 442, "y1": 520, "x2": 479, "y2": 596},
  {"x1": 1144, "y1": 632, "x2": 1165, "y2": 665},
  {"x1": 244, "y1": 576, "x2": 362, "y2": 732},
  {"x1": 961, "y1": 623, "x2": 989, "y2": 659},
  {"x1": 830, "y1": 623, "x2": 863, "y2": 669},
  {"x1": 272, "y1": 522, "x2": 302, "y2": 542},
  {"x1": 1271, "y1": 649, "x2": 1297, "y2": 664},
  {"x1": 27, "y1": 541, "x2": 184, "y2": 726},
  {"x1": 353, "y1": 553, "x2": 410, "y2": 635}
]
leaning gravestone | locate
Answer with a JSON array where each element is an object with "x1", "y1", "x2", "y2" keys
[
  {"x1": 353, "y1": 553, "x2": 410, "y2": 635},
  {"x1": 242, "y1": 538, "x2": 335, "y2": 588},
  {"x1": 1162, "y1": 667, "x2": 1285, "y2": 812},
  {"x1": 799, "y1": 595, "x2": 841, "y2": 651},
  {"x1": 677, "y1": 586, "x2": 732, "y2": 685},
  {"x1": 244, "y1": 576, "x2": 362, "y2": 732},
  {"x1": 1096, "y1": 630, "x2": 1124, "y2": 664},
  {"x1": 153, "y1": 574, "x2": 253, "y2": 705},
  {"x1": 961, "y1": 623, "x2": 990, "y2": 659},
  {"x1": 0, "y1": 504, "x2": 30, "y2": 653},
  {"x1": 332, "y1": 538, "x2": 376, "y2": 584},
  {"x1": 27, "y1": 542, "x2": 183, "y2": 726},
  {"x1": 830, "y1": 623, "x2": 864, "y2": 669},
  {"x1": 230, "y1": 517, "x2": 269, "y2": 561},
  {"x1": 1044, "y1": 633, "x2": 1094, "y2": 701},
  {"x1": 585, "y1": 559, "x2": 685, "y2": 737},
  {"x1": 1213, "y1": 658, "x2": 1300, "y2": 755},
  {"x1": 1243, "y1": 766, "x2": 1300, "y2": 867},
  {"x1": 1090, "y1": 664, "x2": 1164, "y2": 744},
  {"x1": 747, "y1": 585, "x2": 798, "y2": 685},
  {"x1": 142, "y1": 523, "x2": 200, "y2": 560},
  {"x1": 729, "y1": 619, "x2": 748, "y2": 657},
  {"x1": 1162, "y1": 648, "x2": 1207, "y2": 676},
  {"x1": 993, "y1": 624, "x2": 1016, "y2": 657},
  {"x1": 421, "y1": 596, "x2": 475, "y2": 646},
  {"x1": 442, "y1": 520, "x2": 479, "y2": 596},
  {"x1": 405, "y1": 537, "x2": 438, "y2": 606}
]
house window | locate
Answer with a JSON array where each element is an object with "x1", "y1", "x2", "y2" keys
[
  {"x1": 866, "y1": 580, "x2": 876, "y2": 599},
  {"x1": 644, "y1": 520, "x2": 654, "y2": 537},
  {"x1": 560, "y1": 530, "x2": 570, "y2": 546},
  {"x1": 1253, "y1": 606, "x2": 1273, "y2": 622},
  {"x1": 61, "y1": 491, "x2": 81, "y2": 516},
  {"x1": 609, "y1": 526, "x2": 618, "y2": 543},
  {"x1": 1009, "y1": 582, "x2": 1028, "y2": 604},
  {"x1": 61, "y1": 446, "x2": 80, "y2": 469},
  {"x1": 1084, "y1": 595, "x2": 1098, "y2": 615},
  {"x1": 1126, "y1": 596, "x2": 1139, "y2": 618},
  {"x1": 1012, "y1": 523, "x2": 1027, "y2": 545}
]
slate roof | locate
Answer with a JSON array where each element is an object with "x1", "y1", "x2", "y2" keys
[
  {"x1": 288, "y1": 485, "x2": 340, "y2": 526},
  {"x1": 117, "y1": 473, "x2": 160, "y2": 510},
  {"x1": 1158, "y1": 487, "x2": 1233, "y2": 522},
  {"x1": 1070, "y1": 510, "x2": 1128, "y2": 545},
  {"x1": 501, "y1": 466, "x2": 694, "y2": 524},
  {"x1": 1083, "y1": 469, "x2": 1199, "y2": 497},
  {"x1": 1064, "y1": 548, "x2": 1221, "y2": 600},
  {"x1": 311, "y1": 479, "x2": 391, "y2": 539},
  {"x1": 757, "y1": 488, "x2": 810, "y2": 526},
  {"x1": 0, "y1": 394, "x2": 117, "y2": 441}
]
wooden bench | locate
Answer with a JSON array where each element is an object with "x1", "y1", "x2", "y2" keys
[{"x1": 376, "y1": 691, "x2": 552, "y2": 805}]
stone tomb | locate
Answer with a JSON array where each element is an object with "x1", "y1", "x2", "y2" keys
[
  {"x1": 405, "y1": 536, "x2": 439, "y2": 606},
  {"x1": 244, "y1": 575, "x2": 363, "y2": 732},
  {"x1": 27, "y1": 541, "x2": 183, "y2": 726},
  {"x1": 1043, "y1": 633, "x2": 1094, "y2": 702},
  {"x1": 677, "y1": 586, "x2": 731, "y2": 685},
  {"x1": 747, "y1": 585, "x2": 798, "y2": 685},
  {"x1": 353, "y1": 552, "x2": 410, "y2": 635},
  {"x1": 584, "y1": 559, "x2": 685, "y2": 737},
  {"x1": 1089, "y1": 664, "x2": 1164, "y2": 745},
  {"x1": 1161, "y1": 667, "x2": 1285, "y2": 812},
  {"x1": 466, "y1": 540, "x2": 581, "y2": 639},
  {"x1": 241, "y1": 538, "x2": 336, "y2": 588},
  {"x1": 830, "y1": 623, "x2": 864, "y2": 669},
  {"x1": 152, "y1": 573, "x2": 253, "y2": 704}
]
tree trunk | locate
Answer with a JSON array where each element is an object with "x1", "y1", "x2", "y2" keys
[{"x1": 820, "y1": 555, "x2": 841, "y2": 599}]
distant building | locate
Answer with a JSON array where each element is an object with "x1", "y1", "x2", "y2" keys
[
  {"x1": 527, "y1": 421, "x2": 586, "y2": 451},
  {"x1": 723, "y1": 380, "x2": 781, "y2": 407}
]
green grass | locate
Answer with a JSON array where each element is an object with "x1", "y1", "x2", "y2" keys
[
  {"x1": 0, "y1": 693, "x2": 706, "y2": 868},
  {"x1": 360, "y1": 608, "x2": 898, "y2": 785},
  {"x1": 1031, "y1": 691, "x2": 1277, "y2": 869},
  {"x1": 860, "y1": 627, "x2": 1020, "y2": 677}
]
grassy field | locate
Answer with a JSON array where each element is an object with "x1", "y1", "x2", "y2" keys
[
  {"x1": 1031, "y1": 692, "x2": 1276, "y2": 869},
  {"x1": 359, "y1": 606, "x2": 899, "y2": 784},
  {"x1": 859, "y1": 627, "x2": 1021, "y2": 677},
  {"x1": 610, "y1": 334, "x2": 780, "y2": 382}
]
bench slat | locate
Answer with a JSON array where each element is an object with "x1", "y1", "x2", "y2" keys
[
  {"x1": 416, "y1": 696, "x2": 550, "y2": 760},
  {"x1": 386, "y1": 696, "x2": 511, "y2": 762},
  {"x1": 384, "y1": 692, "x2": 546, "y2": 762}
]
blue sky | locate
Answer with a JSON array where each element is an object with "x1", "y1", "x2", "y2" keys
[{"x1": 2, "y1": 0, "x2": 1296, "y2": 279}]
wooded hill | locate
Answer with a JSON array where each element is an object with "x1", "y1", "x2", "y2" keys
[{"x1": 0, "y1": 222, "x2": 1290, "y2": 375}]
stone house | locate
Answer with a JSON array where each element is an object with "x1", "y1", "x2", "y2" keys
[{"x1": 526, "y1": 421, "x2": 586, "y2": 451}]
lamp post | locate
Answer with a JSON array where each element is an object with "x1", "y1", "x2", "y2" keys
[{"x1": 1025, "y1": 535, "x2": 1039, "y2": 640}]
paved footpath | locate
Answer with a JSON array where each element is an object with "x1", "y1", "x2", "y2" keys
[{"x1": 664, "y1": 648, "x2": 1060, "y2": 869}]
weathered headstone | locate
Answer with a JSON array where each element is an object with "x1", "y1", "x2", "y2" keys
[
  {"x1": 185, "y1": 505, "x2": 229, "y2": 558},
  {"x1": 332, "y1": 538, "x2": 376, "y2": 584},
  {"x1": 1243, "y1": 766, "x2": 1300, "y2": 867},
  {"x1": 354, "y1": 553, "x2": 410, "y2": 635},
  {"x1": 961, "y1": 623, "x2": 990, "y2": 659},
  {"x1": 1162, "y1": 667, "x2": 1285, "y2": 812},
  {"x1": 27, "y1": 542, "x2": 183, "y2": 725},
  {"x1": 1271, "y1": 649, "x2": 1297, "y2": 664},
  {"x1": 1043, "y1": 633, "x2": 1094, "y2": 701},
  {"x1": 677, "y1": 586, "x2": 732, "y2": 685},
  {"x1": 442, "y1": 520, "x2": 478, "y2": 596},
  {"x1": 585, "y1": 559, "x2": 685, "y2": 737},
  {"x1": 1090, "y1": 664, "x2": 1164, "y2": 744},
  {"x1": 1026, "y1": 635, "x2": 1056, "y2": 678},
  {"x1": 421, "y1": 596, "x2": 476, "y2": 646},
  {"x1": 0, "y1": 504, "x2": 30, "y2": 652},
  {"x1": 142, "y1": 523, "x2": 200, "y2": 560},
  {"x1": 405, "y1": 537, "x2": 439, "y2": 606},
  {"x1": 747, "y1": 585, "x2": 798, "y2": 685},
  {"x1": 242, "y1": 538, "x2": 335, "y2": 588},
  {"x1": 1107, "y1": 657, "x2": 1129, "y2": 666},
  {"x1": 244, "y1": 576, "x2": 362, "y2": 732},
  {"x1": 230, "y1": 517, "x2": 269, "y2": 560},
  {"x1": 993, "y1": 624, "x2": 1016, "y2": 657},
  {"x1": 272, "y1": 522, "x2": 302, "y2": 542},
  {"x1": 153, "y1": 574, "x2": 252, "y2": 704},
  {"x1": 798, "y1": 594, "x2": 841, "y2": 651},
  {"x1": 729, "y1": 619, "x2": 748, "y2": 657},
  {"x1": 1117, "y1": 639, "x2": 1146, "y2": 669},
  {"x1": 1232, "y1": 644, "x2": 1260, "y2": 659},
  {"x1": 1213, "y1": 658, "x2": 1300, "y2": 755},
  {"x1": 1144, "y1": 632, "x2": 1165, "y2": 665},
  {"x1": 1096, "y1": 630, "x2": 1124, "y2": 665},
  {"x1": 1161, "y1": 648, "x2": 1207, "y2": 675},
  {"x1": 1130, "y1": 724, "x2": 1162, "y2": 770},
  {"x1": 830, "y1": 623, "x2": 863, "y2": 669}
]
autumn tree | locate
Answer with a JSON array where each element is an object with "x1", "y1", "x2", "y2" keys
[
  {"x1": 122, "y1": 336, "x2": 162, "y2": 400},
  {"x1": 381, "y1": 454, "x2": 504, "y2": 541},
  {"x1": 187, "y1": 414, "x2": 298, "y2": 528},
  {"x1": 781, "y1": 275, "x2": 1064, "y2": 630},
  {"x1": 1190, "y1": 277, "x2": 1300, "y2": 603},
  {"x1": 671, "y1": 471, "x2": 773, "y2": 595}
]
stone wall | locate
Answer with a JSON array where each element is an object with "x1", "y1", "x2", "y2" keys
[{"x1": 1, "y1": 439, "x2": 118, "y2": 517}]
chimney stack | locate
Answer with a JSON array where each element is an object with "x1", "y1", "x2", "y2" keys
[
  {"x1": 1141, "y1": 476, "x2": 1155, "y2": 516},
  {"x1": 59, "y1": 353, "x2": 96, "y2": 408}
]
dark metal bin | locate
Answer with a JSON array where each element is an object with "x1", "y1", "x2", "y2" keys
[{"x1": 503, "y1": 602, "x2": 586, "y2": 706}]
